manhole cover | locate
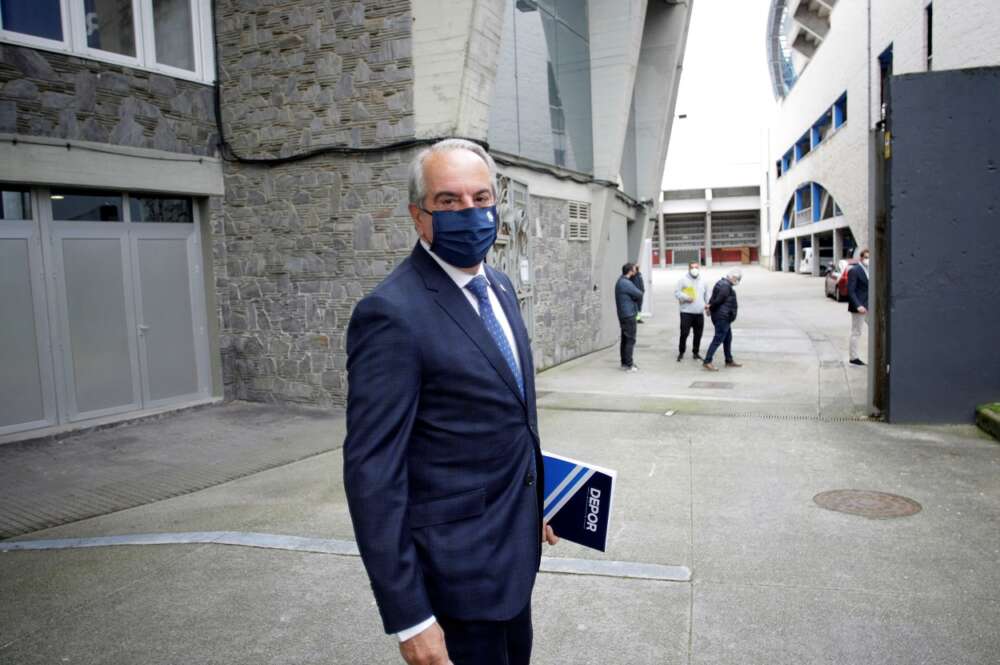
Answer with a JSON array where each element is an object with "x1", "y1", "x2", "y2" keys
[
  {"x1": 689, "y1": 381, "x2": 734, "y2": 390},
  {"x1": 813, "y1": 490, "x2": 922, "y2": 519}
]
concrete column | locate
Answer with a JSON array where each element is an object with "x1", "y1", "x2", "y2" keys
[
  {"x1": 794, "y1": 236, "x2": 802, "y2": 272},
  {"x1": 833, "y1": 226, "x2": 843, "y2": 261},
  {"x1": 704, "y1": 188, "x2": 713, "y2": 267},
  {"x1": 811, "y1": 233, "x2": 820, "y2": 276},
  {"x1": 657, "y1": 199, "x2": 666, "y2": 267}
]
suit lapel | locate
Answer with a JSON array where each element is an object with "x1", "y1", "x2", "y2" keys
[{"x1": 411, "y1": 245, "x2": 525, "y2": 404}]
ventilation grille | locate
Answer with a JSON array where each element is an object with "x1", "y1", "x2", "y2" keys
[{"x1": 567, "y1": 201, "x2": 590, "y2": 241}]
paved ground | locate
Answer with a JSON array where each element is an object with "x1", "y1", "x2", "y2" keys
[
  {"x1": 0, "y1": 402, "x2": 344, "y2": 538},
  {"x1": 2, "y1": 266, "x2": 999, "y2": 665}
]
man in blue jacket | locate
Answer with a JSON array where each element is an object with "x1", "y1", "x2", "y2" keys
[
  {"x1": 615, "y1": 262, "x2": 644, "y2": 371},
  {"x1": 847, "y1": 248, "x2": 870, "y2": 366},
  {"x1": 344, "y1": 139, "x2": 558, "y2": 665},
  {"x1": 703, "y1": 268, "x2": 743, "y2": 372}
]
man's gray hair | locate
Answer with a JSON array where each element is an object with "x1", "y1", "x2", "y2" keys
[
  {"x1": 726, "y1": 267, "x2": 743, "y2": 281},
  {"x1": 408, "y1": 138, "x2": 498, "y2": 208}
]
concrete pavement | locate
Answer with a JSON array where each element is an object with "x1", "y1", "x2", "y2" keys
[{"x1": 2, "y1": 266, "x2": 999, "y2": 664}]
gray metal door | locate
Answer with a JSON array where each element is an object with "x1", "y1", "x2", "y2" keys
[
  {"x1": 49, "y1": 190, "x2": 144, "y2": 421},
  {"x1": 0, "y1": 189, "x2": 58, "y2": 435},
  {"x1": 1, "y1": 187, "x2": 209, "y2": 435},
  {"x1": 129, "y1": 223, "x2": 207, "y2": 407}
]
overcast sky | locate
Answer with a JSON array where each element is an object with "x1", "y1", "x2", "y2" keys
[{"x1": 662, "y1": 0, "x2": 775, "y2": 191}]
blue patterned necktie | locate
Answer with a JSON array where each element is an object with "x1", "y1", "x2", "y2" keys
[{"x1": 465, "y1": 275, "x2": 524, "y2": 398}]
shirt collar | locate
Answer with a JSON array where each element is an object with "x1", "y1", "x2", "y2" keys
[{"x1": 419, "y1": 239, "x2": 488, "y2": 290}]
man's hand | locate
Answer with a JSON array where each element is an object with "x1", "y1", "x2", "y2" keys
[
  {"x1": 399, "y1": 623, "x2": 451, "y2": 665},
  {"x1": 543, "y1": 523, "x2": 559, "y2": 545},
  {"x1": 858, "y1": 306, "x2": 867, "y2": 314}
]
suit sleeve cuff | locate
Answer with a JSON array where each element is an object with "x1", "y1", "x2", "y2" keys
[{"x1": 397, "y1": 616, "x2": 436, "y2": 642}]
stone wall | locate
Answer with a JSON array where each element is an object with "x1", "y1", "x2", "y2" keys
[
  {"x1": 530, "y1": 195, "x2": 604, "y2": 369},
  {"x1": 0, "y1": 44, "x2": 217, "y2": 155},
  {"x1": 216, "y1": 153, "x2": 417, "y2": 405},
  {"x1": 214, "y1": 0, "x2": 417, "y2": 406},
  {"x1": 215, "y1": 0, "x2": 413, "y2": 157}
]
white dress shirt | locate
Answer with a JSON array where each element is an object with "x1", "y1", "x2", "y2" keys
[{"x1": 396, "y1": 242, "x2": 522, "y2": 643}]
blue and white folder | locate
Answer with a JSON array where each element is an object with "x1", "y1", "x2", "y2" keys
[{"x1": 542, "y1": 451, "x2": 617, "y2": 552}]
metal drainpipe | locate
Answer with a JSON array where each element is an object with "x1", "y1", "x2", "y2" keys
[{"x1": 866, "y1": 0, "x2": 878, "y2": 415}]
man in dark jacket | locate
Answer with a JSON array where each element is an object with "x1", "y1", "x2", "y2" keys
[
  {"x1": 847, "y1": 248, "x2": 870, "y2": 366},
  {"x1": 615, "y1": 263, "x2": 644, "y2": 371},
  {"x1": 629, "y1": 266, "x2": 645, "y2": 323},
  {"x1": 703, "y1": 268, "x2": 743, "y2": 372}
]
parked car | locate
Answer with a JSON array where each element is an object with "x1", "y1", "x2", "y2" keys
[{"x1": 824, "y1": 259, "x2": 859, "y2": 301}]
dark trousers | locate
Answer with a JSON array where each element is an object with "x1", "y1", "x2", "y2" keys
[
  {"x1": 704, "y1": 318, "x2": 733, "y2": 364},
  {"x1": 679, "y1": 312, "x2": 704, "y2": 354},
  {"x1": 619, "y1": 316, "x2": 637, "y2": 367},
  {"x1": 439, "y1": 603, "x2": 533, "y2": 665}
]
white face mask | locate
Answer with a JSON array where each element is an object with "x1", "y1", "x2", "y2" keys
[
  {"x1": 862, "y1": 258, "x2": 869, "y2": 267},
  {"x1": 689, "y1": 268, "x2": 699, "y2": 278}
]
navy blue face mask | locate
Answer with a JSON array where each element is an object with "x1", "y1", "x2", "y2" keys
[{"x1": 426, "y1": 205, "x2": 498, "y2": 268}]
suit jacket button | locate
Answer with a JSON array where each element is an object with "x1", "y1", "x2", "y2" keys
[{"x1": 525, "y1": 472, "x2": 535, "y2": 487}]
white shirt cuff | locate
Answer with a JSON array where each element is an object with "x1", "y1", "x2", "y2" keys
[{"x1": 397, "y1": 616, "x2": 436, "y2": 642}]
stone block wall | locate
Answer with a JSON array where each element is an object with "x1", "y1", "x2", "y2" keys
[
  {"x1": 529, "y1": 195, "x2": 604, "y2": 369},
  {"x1": 214, "y1": 0, "x2": 417, "y2": 406},
  {"x1": 215, "y1": 0, "x2": 413, "y2": 157},
  {"x1": 0, "y1": 44, "x2": 218, "y2": 155},
  {"x1": 216, "y1": 152, "x2": 417, "y2": 405}
]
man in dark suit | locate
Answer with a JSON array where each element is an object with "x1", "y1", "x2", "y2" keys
[
  {"x1": 847, "y1": 248, "x2": 870, "y2": 366},
  {"x1": 629, "y1": 264, "x2": 645, "y2": 323},
  {"x1": 702, "y1": 268, "x2": 743, "y2": 372},
  {"x1": 344, "y1": 139, "x2": 558, "y2": 665},
  {"x1": 615, "y1": 263, "x2": 644, "y2": 371}
]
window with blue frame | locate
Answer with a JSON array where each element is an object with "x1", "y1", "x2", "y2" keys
[
  {"x1": 811, "y1": 109, "x2": 832, "y2": 147},
  {"x1": 834, "y1": 93, "x2": 848, "y2": 128},
  {"x1": 779, "y1": 182, "x2": 844, "y2": 233},
  {"x1": 794, "y1": 132, "x2": 811, "y2": 161},
  {"x1": 777, "y1": 92, "x2": 847, "y2": 179}
]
